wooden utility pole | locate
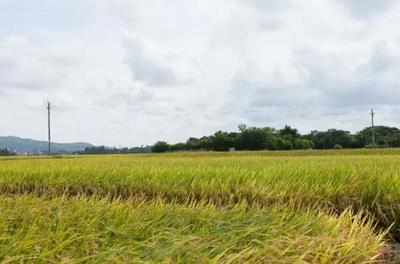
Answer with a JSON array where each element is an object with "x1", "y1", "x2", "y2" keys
[
  {"x1": 370, "y1": 109, "x2": 375, "y2": 145},
  {"x1": 47, "y1": 101, "x2": 51, "y2": 155}
]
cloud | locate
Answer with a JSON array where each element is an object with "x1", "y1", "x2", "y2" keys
[
  {"x1": 122, "y1": 37, "x2": 179, "y2": 87},
  {"x1": 337, "y1": 0, "x2": 398, "y2": 19},
  {"x1": 224, "y1": 42, "x2": 400, "y2": 127},
  {"x1": 240, "y1": 0, "x2": 292, "y2": 11},
  {"x1": 1, "y1": 0, "x2": 400, "y2": 145},
  {"x1": 0, "y1": 35, "x2": 73, "y2": 93},
  {"x1": 258, "y1": 19, "x2": 284, "y2": 31}
]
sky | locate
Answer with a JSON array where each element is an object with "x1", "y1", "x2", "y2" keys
[{"x1": 0, "y1": 0, "x2": 400, "y2": 146}]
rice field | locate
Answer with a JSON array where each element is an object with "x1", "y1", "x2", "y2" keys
[{"x1": 1, "y1": 149, "x2": 400, "y2": 263}]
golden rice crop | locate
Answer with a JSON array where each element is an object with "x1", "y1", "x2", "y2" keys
[
  {"x1": 0, "y1": 149, "x2": 399, "y2": 262},
  {"x1": 0, "y1": 195, "x2": 386, "y2": 263},
  {"x1": 1, "y1": 150, "x2": 400, "y2": 235}
]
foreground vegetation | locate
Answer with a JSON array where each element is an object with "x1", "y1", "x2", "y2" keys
[
  {"x1": 0, "y1": 196, "x2": 385, "y2": 263},
  {"x1": 1, "y1": 149, "x2": 400, "y2": 262}
]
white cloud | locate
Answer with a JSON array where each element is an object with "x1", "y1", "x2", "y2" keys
[
  {"x1": 122, "y1": 37, "x2": 178, "y2": 87},
  {"x1": 0, "y1": 0, "x2": 399, "y2": 146},
  {"x1": 337, "y1": 0, "x2": 399, "y2": 19}
]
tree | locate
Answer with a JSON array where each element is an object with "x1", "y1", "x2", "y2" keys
[
  {"x1": 293, "y1": 139, "x2": 313, "y2": 150},
  {"x1": 279, "y1": 125, "x2": 300, "y2": 139},
  {"x1": 238, "y1": 124, "x2": 247, "y2": 132},
  {"x1": 0, "y1": 148, "x2": 15, "y2": 156},
  {"x1": 210, "y1": 131, "x2": 237, "y2": 151},
  {"x1": 388, "y1": 134, "x2": 400, "y2": 147},
  {"x1": 276, "y1": 138, "x2": 293, "y2": 150},
  {"x1": 334, "y1": 144, "x2": 343, "y2": 149},
  {"x1": 170, "y1": 143, "x2": 187, "y2": 152},
  {"x1": 356, "y1": 126, "x2": 400, "y2": 147},
  {"x1": 146, "y1": 124, "x2": 400, "y2": 154},
  {"x1": 306, "y1": 129, "x2": 355, "y2": 149},
  {"x1": 185, "y1": 137, "x2": 212, "y2": 150},
  {"x1": 235, "y1": 127, "x2": 273, "y2": 150},
  {"x1": 151, "y1": 141, "x2": 170, "y2": 153}
]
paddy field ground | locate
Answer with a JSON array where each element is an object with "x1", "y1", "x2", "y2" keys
[{"x1": 1, "y1": 149, "x2": 400, "y2": 263}]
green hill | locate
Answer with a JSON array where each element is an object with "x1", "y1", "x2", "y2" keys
[{"x1": 0, "y1": 136, "x2": 92, "y2": 154}]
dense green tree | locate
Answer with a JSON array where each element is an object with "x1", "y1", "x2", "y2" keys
[
  {"x1": 148, "y1": 125, "x2": 400, "y2": 153},
  {"x1": 210, "y1": 131, "x2": 237, "y2": 151},
  {"x1": 276, "y1": 138, "x2": 293, "y2": 150},
  {"x1": 235, "y1": 127, "x2": 272, "y2": 150},
  {"x1": 355, "y1": 126, "x2": 400, "y2": 147},
  {"x1": 293, "y1": 139, "x2": 314, "y2": 150},
  {"x1": 185, "y1": 137, "x2": 212, "y2": 150},
  {"x1": 0, "y1": 148, "x2": 15, "y2": 156},
  {"x1": 279, "y1": 125, "x2": 300, "y2": 139},
  {"x1": 388, "y1": 134, "x2": 400, "y2": 147},
  {"x1": 151, "y1": 141, "x2": 170, "y2": 153},
  {"x1": 81, "y1": 146, "x2": 151, "y2": 154},
  {"x1": 306, "y1": 129, "x2": 355, "y2": 149},
  {"x1": 170, "y1": 143, "x2": 187, "y2": 152}
]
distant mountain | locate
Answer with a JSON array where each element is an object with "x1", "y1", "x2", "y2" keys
[{"x1": 0, "y1": 136, "x2": 93, "y2": 154}]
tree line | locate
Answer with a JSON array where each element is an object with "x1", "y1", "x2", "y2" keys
[
  {"x1": 0, "y1": 148, "x2": 16, "y2": 156},
  {"x1": 78, "y1": 145, "x2": 152, "y2": 155},
  {"x1": 151, "y1": 125, "x2": 400, "y2": 153}
]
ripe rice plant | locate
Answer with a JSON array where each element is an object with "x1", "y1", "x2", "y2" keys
[
  {"x1": 0, "y1": 195, "x2": 386, "y2": 263},
  {"x1": 1, "y1": 149, "x2": 400, "y2": 262},
  {"x1": 1, "y1": 150, "x2": 400, "y2": 237}
]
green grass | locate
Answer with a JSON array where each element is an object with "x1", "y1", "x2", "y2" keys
[
  {"x1": 0, "y1": 149, "x2": 400, "y2": 262},
  {"x1": 0, "y1": 196, "x2": 386, "y2": 263}
]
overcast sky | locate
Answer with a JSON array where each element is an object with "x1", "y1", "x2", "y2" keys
[{"x1": 0, "y1": 0, "x2": 399, "y2": 146}]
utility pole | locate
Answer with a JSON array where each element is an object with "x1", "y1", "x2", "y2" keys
[
  {"x1": 370, "y1": 109, "x2": 375, "y2": 145},
  {"x1": 47, "y1": 101, "x2": 51, "y2": 155}
]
